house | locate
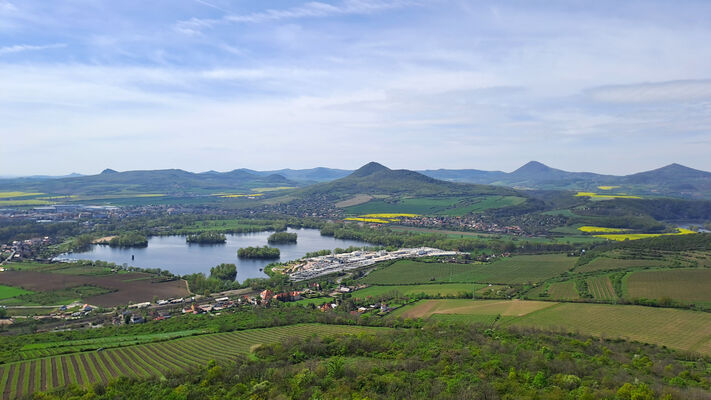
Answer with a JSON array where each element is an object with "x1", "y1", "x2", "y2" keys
[
  {"x1": 260, "y1": 290, "x2": 274, "y2": 300},
  {"x1": 130, "y1": 314, "x2": 145, "y2": 324},
  {"x1": 274, "y1": 291, "x2": 303, "y2": 302},
  {"x1": 182, "y1": 304, "x2": 204, "y2": 314}
]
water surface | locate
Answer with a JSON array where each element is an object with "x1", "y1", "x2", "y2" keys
[{"x1": 56, "y1": 228, "x2": 367, "y2": 282}]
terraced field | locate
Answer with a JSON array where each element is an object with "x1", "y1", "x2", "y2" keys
[
  {"x1": 586, "y1": 276, "x2": 618, "y2": 300},
  {"x1": 361, "y1": 254, "x2": 576, "y2": 285},
  {"x1": 0, "y1": 324, "x2": 385, "y2": 399},
  {"x1": 547, "y1": 281, "x2": 579, "y2": 300},
  {"x1": 626, "y1": 268, "x2": 711, "y2": 304}
]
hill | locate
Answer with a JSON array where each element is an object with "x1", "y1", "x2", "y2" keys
[
  {"x1": 297, "y1": 162, "x2": 518, "y2": 201},
  {"x1": 241, "y1": 167, "x2": 352, "y2": 183},
  {"x1": 420, "y1": 161, "x2": 711, "y2": 198}
]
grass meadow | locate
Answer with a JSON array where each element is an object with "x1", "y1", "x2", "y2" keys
[{"x1": 361, "y1": 254, "x2": 576, "y2": 285}]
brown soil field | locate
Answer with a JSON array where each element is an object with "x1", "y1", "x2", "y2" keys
[
  {"x1": 0, "y1": 270, "x2": 189, "y2": 307},
  {"x1": 335, "y1": 194, "x2": 373, "y2": 208}
]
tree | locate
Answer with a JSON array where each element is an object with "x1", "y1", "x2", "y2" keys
[{"x1": 210, "y1": 263, "x2": 237, "y2": 281}]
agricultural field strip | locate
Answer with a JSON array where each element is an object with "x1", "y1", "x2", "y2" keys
[
  {"x1": 88, "y1": 353, "x2": 109, "y2": 384},
  {"x1": 625, "y1": 268, "x2": 711, "y2": 303},
  {"x1": 97, "y1": 350, "x2": 128, "y2": 378},
  {"x1": 547, "y1": 281, "x2": 578, "y2": 299},
  {"x1": 0, "y1": 324, "x2": 384, "y2": 399},
  {"x1": 18, "y1": 330, "x2": 205, "y2": 360},
  {"x1": 19, "y1": 363, "x2": 28, "y2": 398},
  {"x1": 587, "y1": 276, "x2": 617, "y2": 300}
]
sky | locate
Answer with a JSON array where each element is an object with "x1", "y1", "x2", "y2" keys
[{"x1": 1, "y1": 0, "x2": 710, "y2": 176}]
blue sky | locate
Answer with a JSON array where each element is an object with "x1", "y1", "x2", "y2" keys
[{"x1": 1, "y1": 0, "x2": 710, "y2": 175}]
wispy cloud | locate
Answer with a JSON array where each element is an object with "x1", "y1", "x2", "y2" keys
[
  {"x1": 193, "y1": 0, "x2": 229, "y2": 13},
  {"x1": 0, "y1": 43, "x2": 65, "y2": 55},
  {"x1": 176, "y1": 0, "x2": 415, "y2": 34},
  {"x1": 586, "y1": 80, "x2": 711, "y2": 103},
  {"x1": 1, "y1": 0, "x2": 710, "y2": 174}
]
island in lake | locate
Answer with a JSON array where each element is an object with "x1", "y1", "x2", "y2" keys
[
  {"x1": 186, "y1": 232, "x2": 227, "y2": 244},
  {"x1": 106, "y1": 232, "x2": 148, "y2": 248},
  {"x1": 237, "y1": 246, "x2": 280, "y2": 259},
  {"x1": 267, "y1": 232, "x2": 297, "y2": 244}
]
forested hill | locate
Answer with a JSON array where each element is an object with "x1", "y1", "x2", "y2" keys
[
  {"x1": 296, "y1": 162, "x2": 518, "y2": 200},
  {"x1": 420, "y1": 162, "x2": 711, "y2": 199},
  {"x1": 0, "y1": 168, "x2": 300, "y2": 195}
]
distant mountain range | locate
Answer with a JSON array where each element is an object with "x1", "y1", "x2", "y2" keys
[
  {"x1": 420, "y1": 161, "x2": 711, "y2": 199},
  {"x1": 2, "y1": 161, "x2": 710, "y2": 199},
  {"x1": 0, "y1": 168, "x2": 298, "y2": 195}
]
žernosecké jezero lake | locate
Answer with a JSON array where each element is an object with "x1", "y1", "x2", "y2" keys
[{"x1": 56, "y1": 228, "x2": 368, "y2": 282}]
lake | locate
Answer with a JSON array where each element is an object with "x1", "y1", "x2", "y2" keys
[{"x1": 55, "y1": 228, "x2": 368, "y2": 282}]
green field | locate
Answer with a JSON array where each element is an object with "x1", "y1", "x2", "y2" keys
[
  {"x1": 291, "y1": 296, "x2": 334, "y2": 306},
  {"x1": 3, "y1": 262, "x2": 120, "y2": 276},
  {"x1": 0, "y1": 285, "x2": 112, "y2": 306},
  {"x1": 391, "y1": 299, "x2": 557, "y2": 320},
  {"x1": 344, "y1": 195, "x2": 525, "y2": 216},
  {"x1": 361, "y1": 254, "x2": 576, "y2": 285},
  {"x1": 625, "y1": 268, "x2": 711, "y2": 304},
  {"x1": 0, "y1": 285, "x2": 31, "y2": 300},
  {"x1": 351, "y1": 283, "x2": 486, "y2": 299},
  {"x1": 392, "y1": 299, "x2": 711, "y2": 356},
  {"x1": 505, "y1": 303, "x2": 711, "y2": 356},
  {"x1": 0, "y1": 324, "x2": 386, "y2": 399},
  {"x1": 546, "y1": 281, "x2": 579, "y2": 300},
  {"x1": 575, "y1": 256, "x2": 672, "y2": 273},
  {"x1": 586, "y1": 275, "x2": 618, "y2": 300}
]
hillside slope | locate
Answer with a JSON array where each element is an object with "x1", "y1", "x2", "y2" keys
[{"x1": 297, "y1": 162, "x2": 518, "y2": 200}]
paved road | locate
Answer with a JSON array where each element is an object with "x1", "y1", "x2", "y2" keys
[{"x1": 0, "y1": 250, "x2": 15, "y2": 266}]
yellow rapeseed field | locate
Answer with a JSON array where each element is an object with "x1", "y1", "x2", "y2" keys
[
  {"x1": 575, "y1": 192, "x2": 641, "y2": 199},
  {"x1": 578, "y1": 226, "x2": 627, "y2": 233},
  {"x1": 0, "y1": 191, "x2": 44, "y2": 198},
  {"x1": 597, "y1": 186, "x2": 620, "y2": 190},
  {"x1": 344, "y1": 217, "x2": 390, "y2": 223},
  {"x1": 360, "y1": 213, "x2": 420, "y2": 218},
  {"x1": 594, "y1": 228, "x2": 696, "y2": 241}
]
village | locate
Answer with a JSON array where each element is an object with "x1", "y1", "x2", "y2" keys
[{"x1": 1, "y1": 278, "x2": 402, "y2": 333}]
